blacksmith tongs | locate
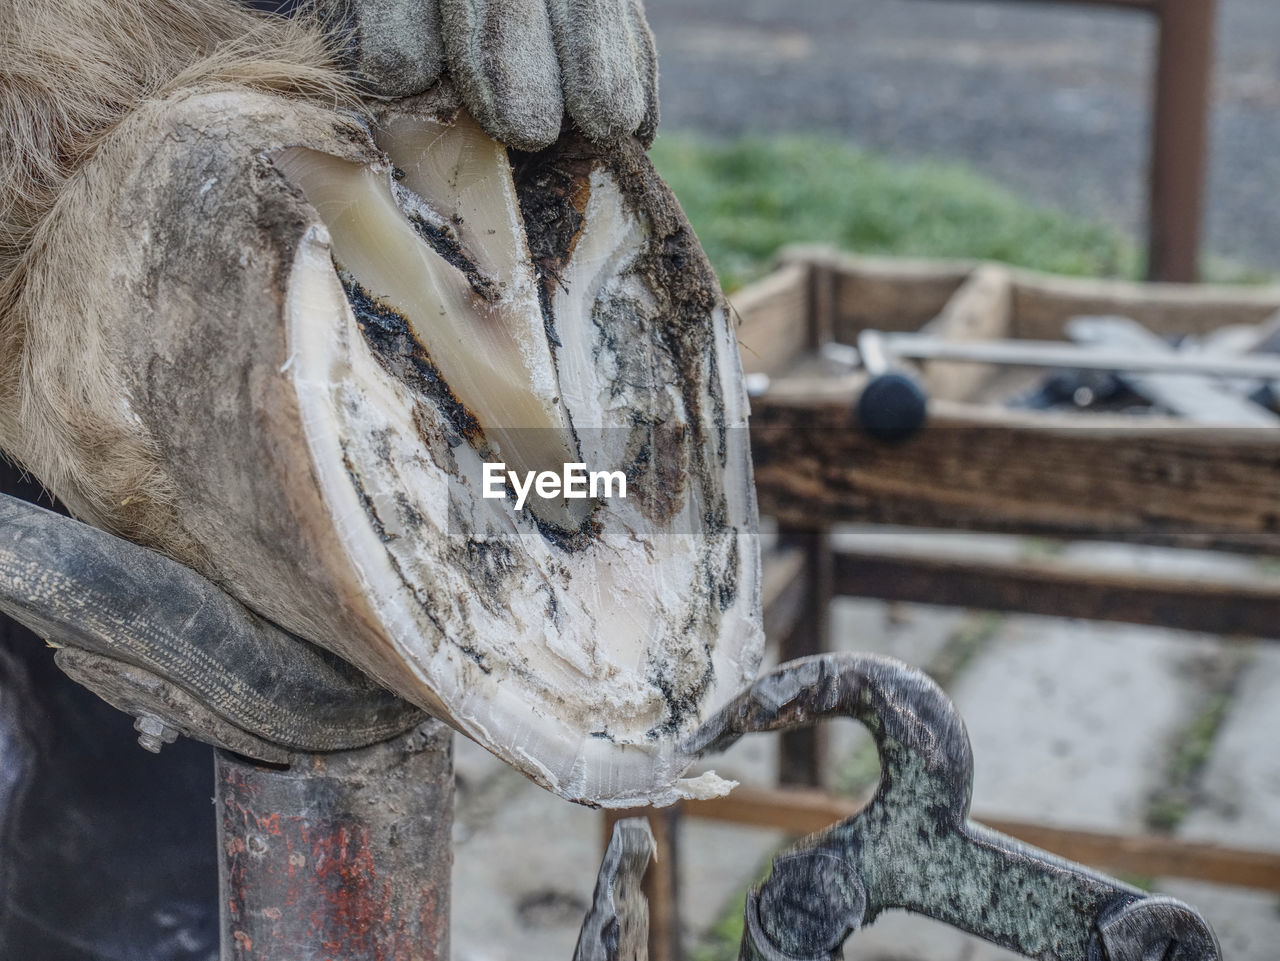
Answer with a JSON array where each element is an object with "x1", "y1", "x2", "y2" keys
[{"x1": 672, "y1": 653, "x2": 1222, "y2": 961}]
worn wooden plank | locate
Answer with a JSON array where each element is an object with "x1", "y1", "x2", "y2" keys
[
  {"x1": 762, "y1": 251, "x2": 837, "y2": 789},
  {"x1": 765, "y1": 250, "x2": 1280, "y2": 343},
  {"x1": 832, "y1": 548, "x2": 1280, "y2": 638},
  {"x1": 1009, "y1": 268, "x2": 1280, "y2": 341},
  {"x1": 750, "y1": 391, "x2": 1280, "y2": 553},
  {"x1": 731, "y1": 262, "x2": 811, "y2": 376},
  {"x1": 808, "y1": 257, "x2": 837, "y2": 348},
  {"x1": 681, "y1": 785, "x2": 1280, "y2": 892},
  {"x1": 917, "y1": 263, "x2": 1014, "y2": 402},
  {"x1": 778, "y1": 247, "x2": 976, "y2": 343}
]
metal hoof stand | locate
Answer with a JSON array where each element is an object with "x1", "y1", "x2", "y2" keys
[{"x1": 211, "y1": 653, "x2": 1224, "y2": 961}]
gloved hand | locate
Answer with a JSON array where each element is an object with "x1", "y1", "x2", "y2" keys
[
  {"x1": 0, "y1": 494, "x2": 425, "y2": 762},
  {"x1": 310, "y1": 0, "x2": 659, "y2": 149}
]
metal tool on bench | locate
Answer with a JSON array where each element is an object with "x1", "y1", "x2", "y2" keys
[
  {"x1": 864, "y1": 329, "x2": 1280, "y2": 380},
  {"x1": 1066, "y1": 315, "x2": 1280, "y2": 424},
  {"x1": 820, "y1": 336, "x2": 930, "y2": 442},
  {"x1": 829, "y1": 323, "x2": 1280, "y2": 436},
  {"x1": 676, "y1": 653, "x2": 1221, "y2": 961}
]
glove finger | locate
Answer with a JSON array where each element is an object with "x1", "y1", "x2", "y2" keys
[
  {"x1": 440, "y1": 0, "x2": 564, "y2": 151},
  {"x1": 309, "y1": 0, "x2": 445, "y2": 99},
  {"x1": 546, "y1": 0, "x2": 649, "y2": 144}
]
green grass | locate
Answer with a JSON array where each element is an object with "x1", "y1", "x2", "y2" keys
[
  {"x1": 832, "y1": 738, "x2": 882, "y2": 798},
  {"x1": 689, "y1": 858, "x2": 773, "y2": 961},
  {"x1": 929, "y1": 611, "x2": 1005, "y2": 692},
  {"x1": 1145, "y1": 690, "x2": 1236, "y2": 833},
  {"x1": 651, "y1": 134, "x2": 1140, "y2": 291},
  {"x1": 1144, "y1": 653, "x2": 1247, "y2": 834}
]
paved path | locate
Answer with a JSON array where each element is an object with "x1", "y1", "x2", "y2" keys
[{"x1": 644, "y1": 0, "x2": 1280, "y2": 273}]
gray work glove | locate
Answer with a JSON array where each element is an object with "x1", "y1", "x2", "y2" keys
[
  {"x1": 311, "y1": 0, "x2": 659, "y2": 149},
  {"x1": 0, "y1": 494, "x2": 425, "y2": 762}
]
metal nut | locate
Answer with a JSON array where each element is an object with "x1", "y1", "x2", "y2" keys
[{"x1": 134, "y1": 713, "x2": 180, "y2": 754}]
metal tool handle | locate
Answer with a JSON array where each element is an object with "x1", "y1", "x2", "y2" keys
[{"x1": 682, "y1": 654, "x2": 1221, "y2": 961}]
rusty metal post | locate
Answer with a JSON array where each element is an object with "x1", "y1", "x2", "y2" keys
[
  {"x1": 1148, "y1": 0, "x2": 1217, "y2": 282},
  {"x1": 216, "y1": 720, "x2": 453, "y2": 961}
]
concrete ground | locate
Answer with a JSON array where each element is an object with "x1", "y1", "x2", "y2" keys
[
  {"x1": 452, "y1": 531, "x2": 1280, "y2": 961},
  {"x1": 643, "y1": 0, "x2": 1280, "y2": 273}
]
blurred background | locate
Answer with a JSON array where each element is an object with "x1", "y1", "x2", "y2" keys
[
  {"x1": 452, "y1": 3, "x2": 1280, "y2": 961},
  {"x1": 644, "y1": 0, "x2": 1278, "y2": 290}
]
